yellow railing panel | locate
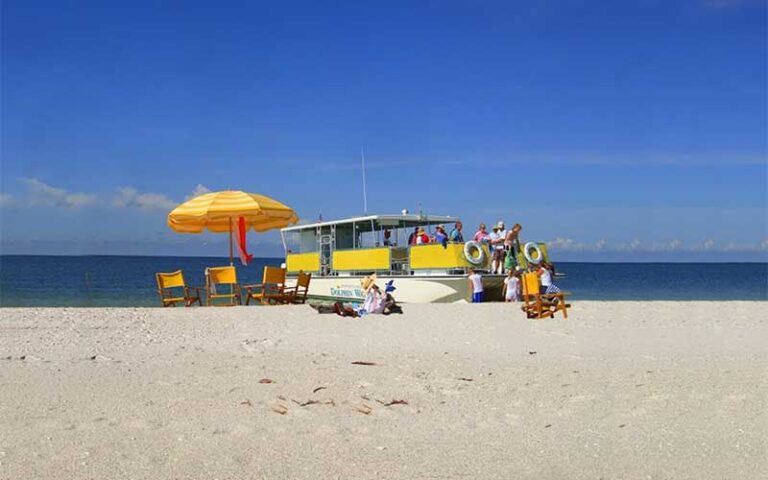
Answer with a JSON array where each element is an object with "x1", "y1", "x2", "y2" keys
[
  {"x1": 410, "y1": 243, "x2": 490, "y2": 269},
  {"x1": 333, "y1": 247, "x2": 390, "y2": 271},
  {"x1": 286, "y1": 252, "x2": 321, "y2": 273},
  {"x1": 537, "y1": 243, "x2": 550, "y2": 263}
]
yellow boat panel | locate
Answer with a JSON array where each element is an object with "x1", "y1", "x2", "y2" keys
[
  {"x1": 286, "y1": 252, "x2": 321, "y2": 273},
  {"x1": 333, "y1": 248, "x2": 390, "y2": 271},
  {"x1": 410, "y1": 243, "x2": 490, "y2": 269},
  {"x1": 537, "y1": 243, "x2": 550, "y2": 263}
]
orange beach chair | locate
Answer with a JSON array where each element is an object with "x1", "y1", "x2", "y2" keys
[
  {"x1": 155, "y1": 270, "x2": 202, "y2": 307},
  {"x1": 244, "y1": 266, "x2": 287, "y2": 305},
  {"x1": 205, "y1": 266, "x2": 242, "y2": 306},
  {"x1": 521, "y1": 272, "x2": 570, "y2": 319}
]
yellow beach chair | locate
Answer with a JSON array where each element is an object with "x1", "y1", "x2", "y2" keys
[
  {"x1": 205, "y1": 266, "x2": 242, "y2": 306},
  {"x1": 244, "y1": 266, "x2": 287, "y2": 305},
  {"x1": 155, "y1": 270, "x2": 202, "y2": 307},
  {"x1": 521, "y1": 272, "x2": 570, "y2": 319}
]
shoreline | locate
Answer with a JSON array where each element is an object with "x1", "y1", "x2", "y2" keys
[
  {"x1": 1, "y1": 298, "x2": 767, "y2": 309},
  {"x1": 1, "y1": 301, "x2": 765, "y2": 479}
]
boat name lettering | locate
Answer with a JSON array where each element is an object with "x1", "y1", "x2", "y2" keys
[{"x1": 330, "y1": 286, "x2": 363, "y2": 298}]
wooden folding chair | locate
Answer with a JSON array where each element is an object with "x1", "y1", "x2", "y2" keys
[
  {"x1": 155, "y1": 270, "x2": 202, "y2": 307},
  {"x1": 521, "y1": 272, "x2": 570, "y2": 319},
  {"x1": 274, "y1": 271, "x2": 312, "y2": 304},
  {"x1": 244, "y1": 266, "x2": 287, "y2": 305},
  {"x1": 205, "y1": 266, "x2": 242, "y2": 306}
]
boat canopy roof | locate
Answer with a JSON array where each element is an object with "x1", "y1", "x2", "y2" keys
[{"x1": 281, "y1": 214, "x2": 459, "y2": 233}]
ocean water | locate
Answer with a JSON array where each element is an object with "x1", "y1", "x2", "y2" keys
[{"x1": 0, "y1": 255, "x2": 766, "y2": 307}]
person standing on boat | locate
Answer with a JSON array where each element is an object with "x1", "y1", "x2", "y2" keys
[
  {"x1": 449, "y1": 221, "x2": 464, "y2": 243},
  {"x1": 468, "y1": 268, "x2": 484, "y2": 303},
  {"x1": 504, "y1": 223, "x2": 522, "y2": 271},
  {"x1": 490, "y1": 221, "x2": 507, "y2": 274},
  {"x1": 473, "y1": 223, "x2": 490, "y2": 244},
  {"x1": 408, "y1": 227, "x2": 419, "y2": 245},
  {"x1": 434, "y1": 224, "x2": 448, "y2": 246},
  {"x1": 415, "y1": 227, "x2": 430, "y2": 244}
]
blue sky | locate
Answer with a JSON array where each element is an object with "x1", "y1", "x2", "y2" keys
[{"x1": 1, "y1": 0, "x2": 766, "y2": 261}]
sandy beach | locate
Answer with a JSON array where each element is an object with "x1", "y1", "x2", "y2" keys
[{"x1": 0, "y1": 302, "x2": 765, "y2": 479}]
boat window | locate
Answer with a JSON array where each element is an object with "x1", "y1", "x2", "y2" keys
[
  {"x1": 299, "y1": 229, "x2": 317, "y2": 252},
  {"x1": 335, "y1": 224, "x2": 354, "y2": 250},
  {"x1": 283, "y1": 229, "x2": 318, "y2": 253},
  {"x1": 283, "y1": 230, "x2": 300, "y2": 253},
  {"x1": 358, "y1": 230, "x2": 378, "y2": 248}
]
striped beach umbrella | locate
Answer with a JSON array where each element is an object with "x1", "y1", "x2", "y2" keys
[{"x1": 168, "y1": 190, "x2": 299, "y2": 264}]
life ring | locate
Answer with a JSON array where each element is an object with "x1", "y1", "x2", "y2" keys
[
  {"x1": 463, "y1": 241, "x2": 486, "y2": 266},
  {"x1": 523, "y1": 242, "x2": 543, "y2": 265}
]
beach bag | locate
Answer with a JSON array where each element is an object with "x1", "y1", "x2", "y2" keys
[{"x1": 504, "y1": 252, "x2": 516, "y2": 270}]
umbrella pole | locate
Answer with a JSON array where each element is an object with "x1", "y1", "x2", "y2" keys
[{"x1": 229, "y1": 217, "x2": 234, "y2": 266}]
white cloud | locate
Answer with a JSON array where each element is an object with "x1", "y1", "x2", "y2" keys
[
  {"x1": 187, "y1": 184, "x2": 212, "y2": 200},
  {"x1": 546, "y1": 236, "x2": 766, "y2": 253},
  {"x1": 721, "y1": 241, "x2": 768, "y2": 252},
  {"x1": 0, "y1": 193, "x2": 13, "y2": 206},
  {"x1": 616, "y1": 239, "x2": 642, "y2": 251},
  {"x1": 644, "y1": 239, "x2": 684, "y2": 252},
  {"x1": 547, "y1": 237, "x2": 617, "y2": 252},
  {"x1": 113, "y1": 187, "x2": 177, "y2": 210},
  {"x1": 20, "y1": 178, "x2": 96, "y2": 208}
]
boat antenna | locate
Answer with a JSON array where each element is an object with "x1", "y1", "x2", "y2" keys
[{"x1": 361, "y1": 146, "x2": 368, "y2": 214}]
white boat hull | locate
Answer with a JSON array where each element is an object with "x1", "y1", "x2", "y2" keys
[{"x1": 295, "y1": 275, "x2": 505, "y2": 303}]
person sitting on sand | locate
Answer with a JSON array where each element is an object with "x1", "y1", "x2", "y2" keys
[
  {"x1": 503, "y1": 270, "x2": 521, "y2": 302},
  {"x1": 359, "y1": 274, "x2": 386, "y2": 315},
  {"x1": 473, "y1": 223, "x2": 490, "y2": 244},
  {"x1": 449, "y1": 221, "x2": 464, "y2": 243},
  {"x1": 317, "y1": 275, "x2": 390, "y2": 317},
  {"x1": 468, "y1": 267, "x2": 484, "y2": 303}
]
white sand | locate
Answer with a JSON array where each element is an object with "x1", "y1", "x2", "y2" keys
[{"x1": 0, "y1": 302, "x2": 765, "y2": 479}]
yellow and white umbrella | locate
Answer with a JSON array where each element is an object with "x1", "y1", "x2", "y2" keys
[{"x1": 168, "y1": 190, "x2": 299, "y2": 264}]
